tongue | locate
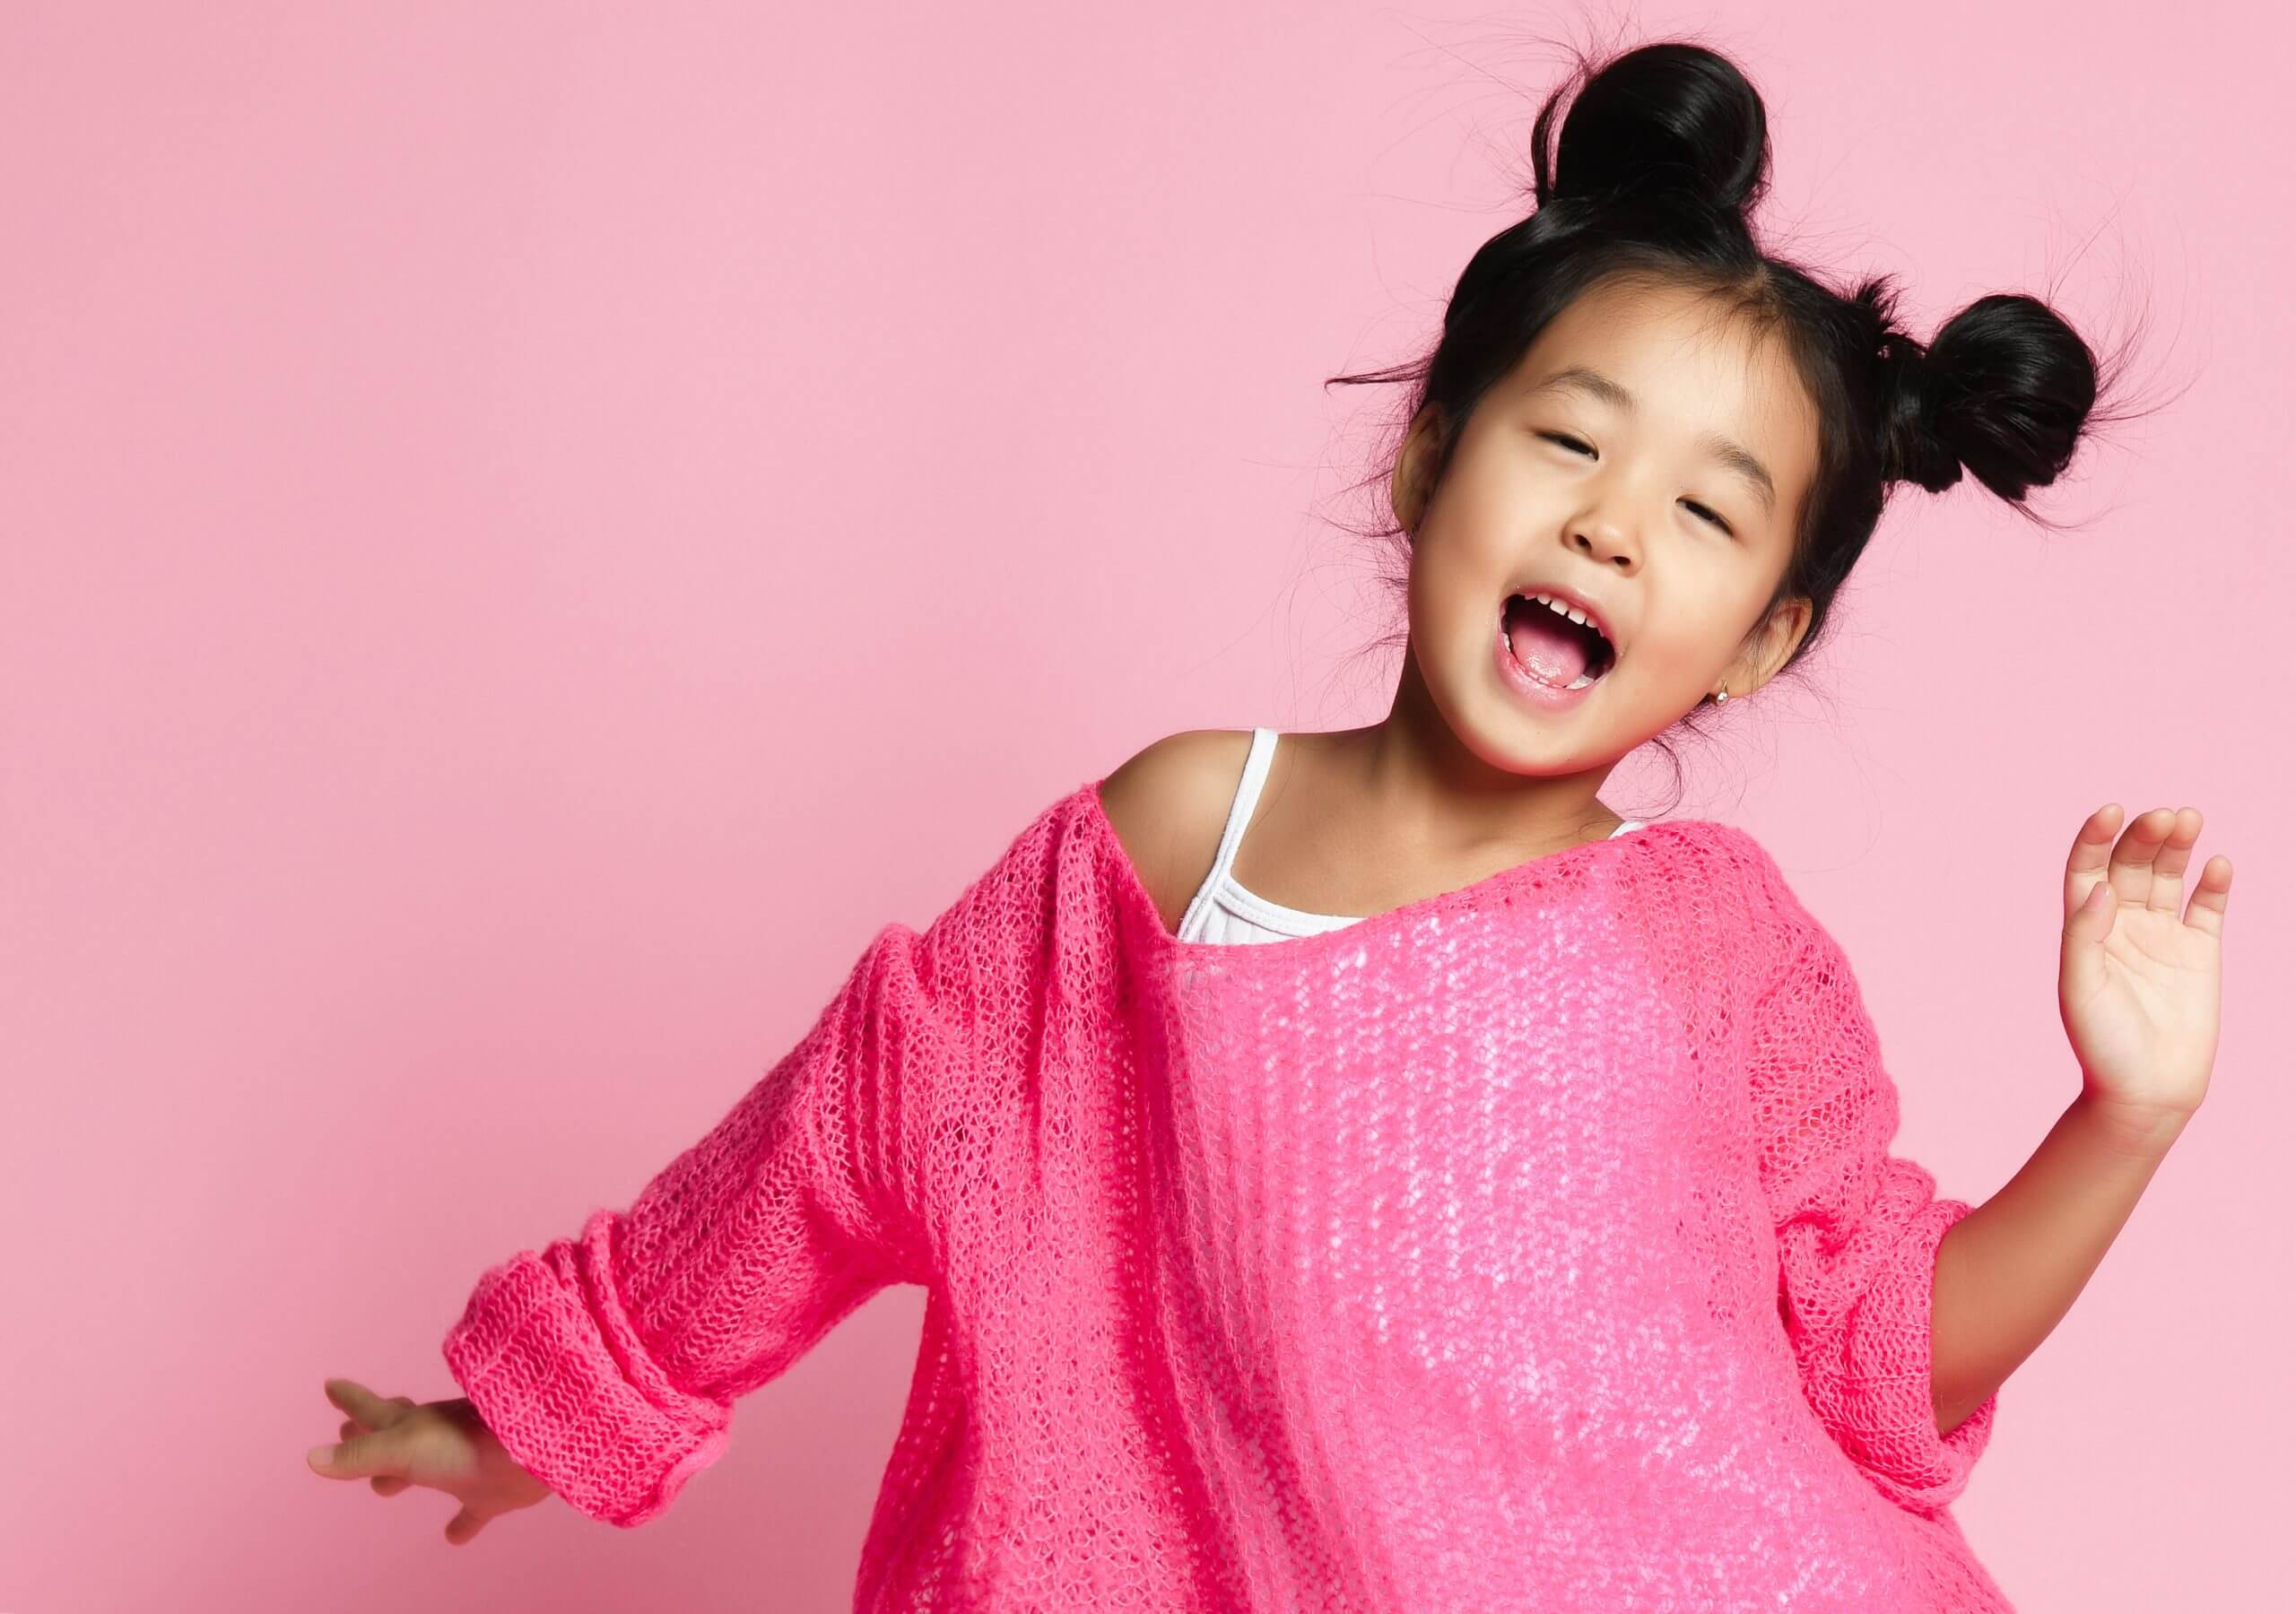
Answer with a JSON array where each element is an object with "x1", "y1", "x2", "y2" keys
[{"x1": 1506, "y1": 602, "x2": 1590, "y2": 684}]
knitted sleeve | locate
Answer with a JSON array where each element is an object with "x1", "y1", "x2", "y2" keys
[
  {"x1": 1744, "y1": 906, "x2": 1999, "y2": 1517},
  {"x1": 438, "y1": 794, "x2": 1067, "y2": 1528}
]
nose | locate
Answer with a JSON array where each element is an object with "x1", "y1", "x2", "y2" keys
[{"x1": 1565, "y1": 505, "x2": 1641, "y2": 572}]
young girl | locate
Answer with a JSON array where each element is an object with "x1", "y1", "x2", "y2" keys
[{"x1": 307, "y1": 39, "x2": 2231, "y2": 1612}]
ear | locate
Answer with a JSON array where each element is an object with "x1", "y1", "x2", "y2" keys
[
  {"x1": 1388, "y1": 405, "x2": 1445, "y2": 536},
  {"x1": 1729, "y1": 594, "x2": 1813, "y2": 697}
]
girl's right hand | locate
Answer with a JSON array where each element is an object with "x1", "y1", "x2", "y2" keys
[{"x1": 306, "y1": 1378, "x2": 556, "y2": 1544}]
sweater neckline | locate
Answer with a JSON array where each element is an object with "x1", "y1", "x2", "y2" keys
[{"x1": 1083, "y1": 777, "x2": 1687, "y2": 961}]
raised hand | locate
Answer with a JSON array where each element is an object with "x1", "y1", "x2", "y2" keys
[
  {"x1": 305, "y1": 1378, "x2": 555, "y2": 1544},
  {"x1": 2058, "y1": 803, "x2": 2231, "y2": 1152}
]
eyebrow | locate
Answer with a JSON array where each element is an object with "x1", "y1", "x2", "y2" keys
[{"x1": 1521, "y1": 364, "x2": 1778, "y2": 516}]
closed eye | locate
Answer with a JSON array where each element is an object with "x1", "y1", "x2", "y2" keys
[
  {"x1": 1541, "y1": 432, "x2": 1595, "y2": 456},
  {"x1": 1683, "y1": 500, "x2": 1734, "y2": 534}
]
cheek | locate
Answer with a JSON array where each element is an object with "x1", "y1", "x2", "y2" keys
[
  {"x1": 1405, "y1": 527, "x2": 1501, "y2": 625},
  {"x1": 1623, "y1": 602, "x2": 1756, "y2": 692}
]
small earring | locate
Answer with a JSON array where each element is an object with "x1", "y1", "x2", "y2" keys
[{"x1": 1714, "y1": 685, "x2": 1730, "y2": 704}]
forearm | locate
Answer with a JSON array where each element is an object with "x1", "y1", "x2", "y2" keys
[{"x1": 1928, "y1": 1094, "x2": 2187, "y2": 1435}]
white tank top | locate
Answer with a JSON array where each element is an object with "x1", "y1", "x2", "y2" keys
[{"x1": 1175, "y1": 727, "x2": 1648, "y2": 946}]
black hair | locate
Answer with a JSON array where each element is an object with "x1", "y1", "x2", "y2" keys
[{"x1": 1324, "y1": 38, "x2": 2159, "y2": 803}]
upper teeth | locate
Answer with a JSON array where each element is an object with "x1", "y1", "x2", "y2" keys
[{"x1": 1522, "y1": 592, "x2": 1608, "y2": 644}]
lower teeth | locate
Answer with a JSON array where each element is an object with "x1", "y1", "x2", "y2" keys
[{"x1": 1509, "y1": 643, "x2": 1599, "y2": 691}]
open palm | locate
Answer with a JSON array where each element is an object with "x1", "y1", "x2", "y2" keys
[{"x1": 2059, "y1": 803, "x2": 2231, "y2": 1145}]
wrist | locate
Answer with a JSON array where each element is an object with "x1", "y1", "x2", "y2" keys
[{"x1": 2069, "y1": 1090, "x2": 2192, "y2": 1161}]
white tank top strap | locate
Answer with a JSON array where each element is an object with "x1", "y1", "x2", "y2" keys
[{"x1": 1176, "y1": 727, "x2": 1280, "y2": 940}]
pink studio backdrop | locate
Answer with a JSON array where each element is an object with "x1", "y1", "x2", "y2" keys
[{"x1": 3, "y1": 4, "x2": 2284, "y2": 1610}]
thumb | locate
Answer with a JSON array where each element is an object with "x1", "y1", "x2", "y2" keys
[
  {"x1": 2072, "y1": 878, "x2": 2116, "y2": 939},
  {"x1": 2061, "y1": 880, "x2": 2114, "y2": 990}
]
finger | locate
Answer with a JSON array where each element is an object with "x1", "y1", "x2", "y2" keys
[
  {"x1": 325, "y1": 1379, "x2": 411, "y2": 1431},
  {"x1": 342, "y1": 1420, "x2": 413, "y2": 1491},
  {"x1": 307, "y1": 1438, "x2": 352, "y2": 1478},
  {"x1": 2142, "y1": 807, "x2": 2203, "y2": 913},
  {"x1": 309, "y1": 1427, "x2": 400, "y2": 1481},
  {"x1": 2183, "y1": 852, "x2": 2232, "y2": 940},
  {"x1": 445, "y1": 1506, "x2": 488, "y2": 1546},
  {"x1": 2106, "y1": 807, "x2": 2179, "y2": 907},
  {"x1": 2065, "y1": 803, "x2": 2122, "y2": 924}
]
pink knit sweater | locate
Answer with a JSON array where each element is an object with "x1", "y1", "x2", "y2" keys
[{"x1": 443, "y1": 777, "x2": 2011, "y2": 1610}]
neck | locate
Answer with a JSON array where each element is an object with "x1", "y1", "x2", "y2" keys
[{"x1": 1340, "y1": 647, "x2": 1625, "y2": 858}]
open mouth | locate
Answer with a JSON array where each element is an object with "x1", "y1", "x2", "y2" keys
[{"x1": 1501, "y1": 592, "x2": 1617, "y2": 690}]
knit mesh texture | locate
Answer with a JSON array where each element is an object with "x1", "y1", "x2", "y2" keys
[{"x1": 441, "y1": 778, "x2": 2010, "y2": 1611}]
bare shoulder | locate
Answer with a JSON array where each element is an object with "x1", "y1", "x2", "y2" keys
[{"x1": 1095, "y1": 728, "x2": 1254, "y2": 934}]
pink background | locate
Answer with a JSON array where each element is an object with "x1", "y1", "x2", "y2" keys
[{"x1": 3, "y1": 4, "x2": 2285, "y2": 1610}]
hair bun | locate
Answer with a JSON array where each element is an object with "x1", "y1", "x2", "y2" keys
[
  {"x1": 1533, "y1": 42, "x2": 1771, "y2": 219},
  {"x1": 1868, "y1": 290, "x2": 2101, "y2": 500},
  {"x1": 1875, "y1": 330, "x2": 1963, "y2": 493}
]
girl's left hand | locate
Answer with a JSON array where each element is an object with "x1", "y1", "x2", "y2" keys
[{"x1": 2059, "y1": 803, "x2": 2231, "y2": 1150}]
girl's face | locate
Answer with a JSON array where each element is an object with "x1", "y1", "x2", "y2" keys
[{"x1": 1395, "y1": 274, "x2": 1821, "y2": 777}]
